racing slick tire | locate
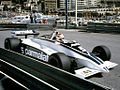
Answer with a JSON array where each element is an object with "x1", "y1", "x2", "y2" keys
[
  {"x1": 48, "y1": 53, "x2": 71, "y2": 72},
  {"x1": 4, "y1": 38, "x2": 21, "y2": 52},
  {"x1": 92, "y1": 45, "x2": 111, "y2": 61}
]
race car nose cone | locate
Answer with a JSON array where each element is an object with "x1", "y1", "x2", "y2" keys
[{"x1": 103, "y1": 67, "x2": 109, "y2": 73}]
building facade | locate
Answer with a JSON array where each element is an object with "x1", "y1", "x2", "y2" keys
[
  {"x1": 21, "y1": 0, "x2": 120, "y2": 15},
  {"x1": 100, "y1": 0, "x2": 120, "y2": 7},
  {"x1": 1, "y1": 0, "x2": 120, "y2": 13},
  {"x1": 44, "y1": 0, "x2": 57, "y2": 11},
  {"x1": 59, "y1": 0, "x2": 100, "y2": 10}
]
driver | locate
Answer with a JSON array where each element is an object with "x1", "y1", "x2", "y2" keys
[
  {"x1": 51, "y1": 31, "x2": 64, "y2": 42},
  {"x1": 50, "y1": 31, "x2": 64, "y2": 42},
  {"x1": 55, "y1": 32, "x2": 64, "y2": 42}
]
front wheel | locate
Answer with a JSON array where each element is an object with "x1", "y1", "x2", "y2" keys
[
  {"x1": 92, "y1": 45, "x2": 111, "y2": 61},
  {"x1": 48, "y1": 53, "x2": 71, "y2": 72}
]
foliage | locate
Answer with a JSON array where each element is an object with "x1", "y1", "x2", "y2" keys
[
  {"x1": 12, "y1": 0, "x2": 27, "y2": 4},
  {"x1": 3, "y1": 4, "x2": 8, "y2": 11}
]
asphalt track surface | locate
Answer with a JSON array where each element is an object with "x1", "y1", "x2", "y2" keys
[{"x1": 0, "y1": 29, "x2": 120, "y2": 90}]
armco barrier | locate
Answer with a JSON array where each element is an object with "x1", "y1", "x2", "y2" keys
[
  {"x1": 0, "y1": 23, "x2": 54, "y2": 30},
  {"x1": 0, "y1": 23, "x2": 27, "y2": 28},
  {"x1": 87, "y1": 22, "x2": 120, "y2": 33},
  {"x1": 0, "y1": 48, "x2": 111, "y2": 90}
]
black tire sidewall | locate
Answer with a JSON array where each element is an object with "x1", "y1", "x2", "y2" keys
[
  {"x1": 48, "y1": 53, "x2": 71, "y2": 72},
  {"x1": 48, "y1": 55, "x2": 62, "y2": 68},
  {"x1": 4, "y1": 38, "x2": 21, "y2": 52},
  {"x1": 4, "y1": 38, "x2": 11, "y2": 49},
  {"x1": 92, "y1": 45, "x2": 111, "y2": 61}
]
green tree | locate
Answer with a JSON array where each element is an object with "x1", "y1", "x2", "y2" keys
[
  {"x1": 12, "y1": 0, "x2": 19, "y2": 4},
  {"x1": 12, "y1": 0, "x2": 27, "y2": 4},
  {"x1": 3, "y1": 4, "x2": 8, "y2": 11},
  {"x1": 12, "y1": 0, "x2": 27, "y2": 10}
]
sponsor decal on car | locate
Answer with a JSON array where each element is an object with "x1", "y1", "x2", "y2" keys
[{"x1": 21, "y1": 47, "x2": 48, "y2": 62}]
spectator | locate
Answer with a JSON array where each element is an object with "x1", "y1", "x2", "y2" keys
[
  {"x1": 52, "y1": 19, "x2": 57, "y2": 30},
  {"x1": 30, "y1": 13, "x2": 33, "y2": 23},
  {"x1": 34, "y1": 12, "x2": 37, "y2": 23}
]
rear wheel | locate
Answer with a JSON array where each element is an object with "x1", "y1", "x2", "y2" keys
[
  {"x1": 4, "y1": 38, "x2": 21, "y2": 52},
  {"x1": 92, "y1": 45, "x2": 111, "y2": 61},
  {"x1": 48, "y1": 53, "x2": 71, "y2": 72}
]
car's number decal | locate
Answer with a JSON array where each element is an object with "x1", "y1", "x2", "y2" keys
[{"x1": 82, "y1": 70, "x2": 92, "y2": 76}]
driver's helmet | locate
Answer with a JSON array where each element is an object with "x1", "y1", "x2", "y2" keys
[{"x1": 55, "y1": 32, "x2": 64, "y2": 42}]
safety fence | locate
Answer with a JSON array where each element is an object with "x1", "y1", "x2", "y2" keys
[
  {"x1": 0, "y1": 48, "x2": 111, "y2": 90},
  {"x1": 87, "y1": 22, "x2": 120, "y2": 33}
]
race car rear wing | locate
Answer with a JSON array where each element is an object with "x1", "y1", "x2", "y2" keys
[{"x1": 11, "y1": 30, "x2": 39, "y2": 38}]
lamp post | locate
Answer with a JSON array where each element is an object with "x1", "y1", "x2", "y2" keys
[
  {"x1": 75, "y1": 0, "x2": 78, "y2": 27},
  {"x1": 65, "y1": 0, "x2": 68, "y2": 29},
  {"x1": 56, "y1": 0, "x2": 57, "y2": 10}
]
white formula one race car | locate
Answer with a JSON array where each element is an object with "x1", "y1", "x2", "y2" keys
[{"x1": 4, "y1": 30, "x2": 118, "y2": 78}]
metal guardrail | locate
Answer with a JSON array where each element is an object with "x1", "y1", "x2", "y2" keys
[
  {"x1": 0, "y1": 23, "x2": 54, "y2": 30},
  {"x1": 0, "y1": 23, "x2": 27, "y2": 28},
  {"x1": 27, "y1": 23, "x2": 53, "y2": 30},
  {"x1": 0, "y1": 48, "x2": 111, "y2": 90},
  {"x1": 87, "y1": 22, "x2": 120, "y2": 33}
]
